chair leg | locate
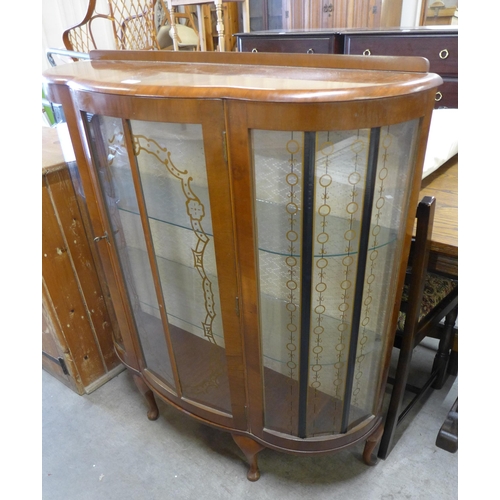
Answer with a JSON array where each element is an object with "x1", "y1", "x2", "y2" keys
[
  {"x1": 378, "y1": 340, "x2": 415, "y2": 460},
  {"x1": 432, "y1": 306, "x2": 458, "y2": 389},
  {"x1": 448, "y1": 350, "x2": 458, "y2": 376},
  {"x1": 214, "y1": 0, "x2": 225, "y2": 51}
]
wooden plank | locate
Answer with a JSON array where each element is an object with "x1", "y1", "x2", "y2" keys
[
  {"x1": 42, "y1": 126, "x2": 124, "y2": 393},
  {"x1": 47, "y1": 164, "x2": 118, "y2": 370},
  {"x1": 42, "y1": 170, "x2": 109, "y2": 388}
]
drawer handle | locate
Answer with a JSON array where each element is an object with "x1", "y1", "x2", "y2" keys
[
  {"x1": 363, "y1": 49, "x2": 371, "y2": 56},
  {"x1": 439, "y1": 49, "x2": 449, "y2": 59},
  {"x1": 251, "y1": 48, "x2": 258, "y2": 53},
  {"x1": 435, "y1": 91, "x2": 443, "y2": 102},
  {"x1": 306, "y1": 48, "x2": 315, "y2": 54}
]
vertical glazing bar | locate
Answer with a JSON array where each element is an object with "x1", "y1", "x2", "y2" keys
[
  {"x1": 341, "y1": 127, "x2": 381, "y2": 433},
  {"x1": 298, "y1": 131, "x2": 316, "y2": 438}
]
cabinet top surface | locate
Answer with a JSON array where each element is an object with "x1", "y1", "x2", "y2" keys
[
  {"x1": 43, "y1": 55, "x2": 441, "y2": 103},
  {"x1": 42, "y1": 126, "x2": 66, "y2": 172}
]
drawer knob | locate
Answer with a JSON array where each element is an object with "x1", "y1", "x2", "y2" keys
[
  {"x1": 306, "y1": 48, "x2": 315, "y2": 54},
  {"x1": 363, "y1": 49, "x2": 371, "y2": 56},
  {"x1": 251, "y1": 48, "x2": 258, "y2": 53},
  {"x1": 439, "y1": 49, "x2": 449, "y2": 59},
  {"x1": 435, "y1": 91, "x2": 443, "y2": 102}
]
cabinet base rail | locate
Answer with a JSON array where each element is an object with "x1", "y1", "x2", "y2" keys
[{"x1": 125, "y1": 365, "x2": 384, "y2": 480}]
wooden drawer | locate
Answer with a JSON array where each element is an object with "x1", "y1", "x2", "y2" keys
[
  {"x1": 344, "y1": 35, "x2": 458, "y2": 77},
  {"x1": 237, "y1": 35, "x2": 338, "y2": 54},
  {"x1": 434, "y1": 78, "x2": 458, "y2": 109}
]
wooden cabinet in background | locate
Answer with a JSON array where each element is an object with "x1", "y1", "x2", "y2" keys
[
  {"x1": 42, "y1": 126, "x2": 124, "y2": 394},
  {"x1": 343, "y1": 28, "x2": 458, "y2": 108},
  {"x1": 249, "y1": 0, "x2": 402, "y2": 31},
  {"x1": 238, "y1": 29, "x2": 342, "y2": 53},
  {"x1": 237, "y1": 27, "x2": 458, "y2": 109},
  {"x1": 43, "y1": 50, "x2": 441, "y2": 480},
  {"x1": 306, "y1": 0, "x2": 343, "y2": 29},
  {"x1": 249, "y1": 0, "x2": 286, "y2": 30}
]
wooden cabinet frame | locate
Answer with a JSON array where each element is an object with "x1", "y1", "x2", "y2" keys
[{"x1": 44, "y1": 50, "x2": 440, "y2": 480}]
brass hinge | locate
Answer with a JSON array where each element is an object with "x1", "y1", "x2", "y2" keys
[{"x1": 235, "y1": 296, "x2": 240, "y2": 316}]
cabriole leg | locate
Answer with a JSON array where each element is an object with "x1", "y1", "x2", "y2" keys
[
  {"x1": 132, "y1": 373, "x2": 159, "y2": 421},
  {"x1": 363, "y1": 423, "x2": 384, "y2": 466},
  {"x1": 232, "y1": 434, "x2": 265, "y2": 481}
]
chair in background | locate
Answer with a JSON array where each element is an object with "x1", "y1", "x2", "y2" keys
[
  {"x1": 63, "y1": 0, "x2": 199, "y2": 54},
  {"x1": 160, "y1": 3, "x2": 200, "y2": 50},
  {"x1": 63, "y1": 0, "x2": 161, "y2": 53},
  {"x1": 165, "y1": 0, "x2": 249, "y2": 51},
  {"x1": 377, "y1": 196, "x2": 458, "y2": 460}
]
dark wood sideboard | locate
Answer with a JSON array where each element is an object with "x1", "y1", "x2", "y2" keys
[{"x1": 236, "y1": 27, "x2": 457, "y2": 109}]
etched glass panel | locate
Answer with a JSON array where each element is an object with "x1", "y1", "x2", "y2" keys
[
  {"x1": 344, "y1": 121, "x2": 419, "y2": 429},
  {"x1": 253, "y1": 130, "x2": 304, "y2": 436},
  {"x1": 89, "y1": 115, "x2": 231, "y2": 414},
  {"x1": 305, "y1": 129, "x2": 370, "y2": 436},
  {"x1": 129, "y1": 120, "x2": 231, "y2": 414},
  {"x1": 88, "y1": 116, "x2": 175, "y2": 389},
  {"x1": 252, "y1": 121, "x2": 418, "y2": 437}
]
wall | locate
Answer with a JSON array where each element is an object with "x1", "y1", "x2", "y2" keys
[
  {"x1": 401, "y1": 0, "x2": 422, "y2": 26},
  {"x1": 400, "y1": 0, "x2": 458, "y2": 27},
  {"x1": 42, "y1": 0, "x2": 115, "y2": 71}
]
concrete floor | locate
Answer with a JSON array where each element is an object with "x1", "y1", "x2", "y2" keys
[{"x1": 42, "y1": 344, "x2": 458, "y2": 500}]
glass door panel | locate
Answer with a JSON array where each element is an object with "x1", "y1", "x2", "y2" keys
[
  {"x1": 253, "y1": 130, "x2": 304, "y2": 436},
  {"x1": 87, "y1": 115, "x2": 232, "y2": 414},
  {"x1": 130, "y1": 120, "x2": 230, "y2": 413},
  {"x1": 252, "y1": 121, "x2": 418, "y2": 437},
  {"x1": 87, "y1": 115, "x2": 176, "y2": 389}
]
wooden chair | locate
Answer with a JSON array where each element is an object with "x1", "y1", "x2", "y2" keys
[
  {"x1": 162, "y1": 4, "x2": 200, "y2": 50},
  {"x1": 377, "y1": 196, "x2": 458, "y2": 460},
  {"x1": 165, "y1": 0, "x2": 249, "y2": 51},
  {"x1": 63, "y1": 0, "x2": 164, "y2": 54}
]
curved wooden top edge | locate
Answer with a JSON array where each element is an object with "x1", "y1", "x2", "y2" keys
[
  {"x1": 43, "y1": 54, "x2": 442, "y2": 104},
  {"x1": 89, "y1": 49, "x2": 431, "y2": 73}
]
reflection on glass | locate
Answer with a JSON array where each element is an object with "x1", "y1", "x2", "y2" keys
[
  {"x1": 253, "y1": 122, "x2": 418, "y2": 437},
  {"x1": 89, "y1": 116, "x2": 176, "y2": 389},
  {"x1": 89, "y1": 116, "x2": 231, "y2": 414},
  {"x1": 130, "y1": 120, "x2": 231, "y2": 413}
]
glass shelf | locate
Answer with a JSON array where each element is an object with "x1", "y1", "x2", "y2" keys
[
  {"x1": 124, "y1": 242, "x2": 224, "y2": 345},
  {"x1": 109, "y1": 164, "x2": 214, "y2": 236},
  {"x1": 91, "y1": 115, "x2": 231, "y2": 413},
  {"x1": 255, "y1": 198, "x2": 397, "y2": 257}
]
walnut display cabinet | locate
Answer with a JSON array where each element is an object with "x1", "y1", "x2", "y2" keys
[{"x1": 43, "y1": 50, "x2": 441, "y2": 481}]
